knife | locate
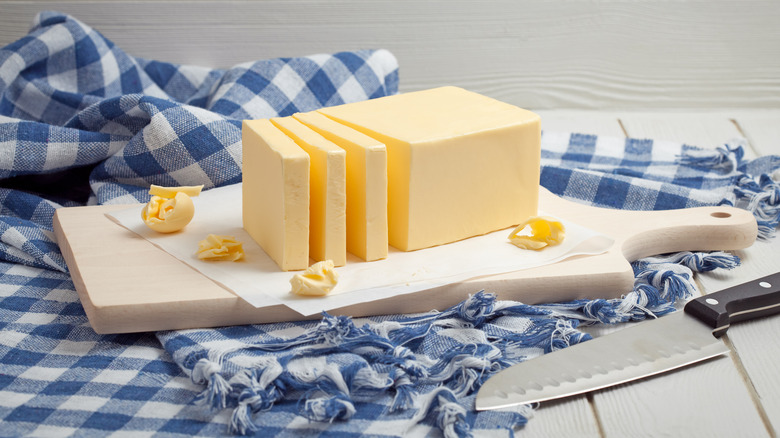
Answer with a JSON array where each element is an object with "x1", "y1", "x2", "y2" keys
[{"x1": 476, "y1": 271, "x2": 780, "y2": 410}]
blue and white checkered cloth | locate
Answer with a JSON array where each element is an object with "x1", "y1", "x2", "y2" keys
[{"x1": 2, "y1": 11, "x2": 779, "y2": 437}]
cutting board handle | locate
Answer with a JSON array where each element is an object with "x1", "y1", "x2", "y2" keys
[{"x1": 619, "y1": 205, "x2": 758, "y2": 261}]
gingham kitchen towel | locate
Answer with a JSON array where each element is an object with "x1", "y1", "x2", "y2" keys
[{"x1": 2, "y1": 11, "x2": 779, "y2": 438}]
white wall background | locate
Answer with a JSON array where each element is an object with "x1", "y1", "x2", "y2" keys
[{"x1": 2, "y1": 1, "x2": 779, "y2": 110}]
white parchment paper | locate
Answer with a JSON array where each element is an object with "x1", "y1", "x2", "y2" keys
[{"x1": 107, "y1": 183, "x2": 613, "y2": 316}]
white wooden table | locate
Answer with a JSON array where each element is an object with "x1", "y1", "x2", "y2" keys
[
  {"x1": 523, "y1": 109, "x2": 780, "y2": 437},
  {"x1": 2, "y1": 2, "x2": 779, "y2": 436}
]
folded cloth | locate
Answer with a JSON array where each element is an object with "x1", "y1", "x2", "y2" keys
[{"x1": 1, "y1": 11, "x2": 779, "y2": 438}]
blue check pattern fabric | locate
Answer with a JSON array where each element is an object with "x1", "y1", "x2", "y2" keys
[{"x1": 1, "y1": 11, "x2": 779, "y2": 438}]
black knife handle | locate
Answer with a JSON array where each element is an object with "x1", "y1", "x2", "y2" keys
[{"x1": 684, "y1": 271, "x2": 780, "y2": 338}]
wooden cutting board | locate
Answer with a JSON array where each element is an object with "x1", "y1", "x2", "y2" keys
[{"x1": 53, "y1": 188, "x2": 758, "y2": 334}]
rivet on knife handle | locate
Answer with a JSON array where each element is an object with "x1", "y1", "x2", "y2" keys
[{"x1": 685, "y1": 271, "x2": 780, "y2": 337}]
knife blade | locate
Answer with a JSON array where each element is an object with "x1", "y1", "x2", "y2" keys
[{"x1": 476, "y1": 271, "x2": 780, "y2": 410}]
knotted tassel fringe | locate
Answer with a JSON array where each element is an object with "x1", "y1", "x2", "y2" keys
[
  {"x1": 729, "y1": 173, "x2": 780, "y2": 239},
  {"x1": 678, "y1": 142, "x2": 779, "y2": 239},
  {"x1": 187, "y1": 250, "x2": 739, "y2": 436},
  {"x1": 677, "y1": 142, "x2": 743, "y2": 172},
  {"x1": 228, "y1": 359, "x2": 286, "y2": 434},
  {"x1": 191, "y1": 358, "x2": 232, "y2": 410},
  {"x1": 516, "y1": 250, "x2": 741, "y2": 325},
  {"x1": 389, "y1": 372, "x2": 416, "y2": 412},
  {"x1": 303, "y1": 393, "x2": 356, "y2": 423},
  {"x1": 409, "y1": 388, "x2": 471, "y2": 438}
]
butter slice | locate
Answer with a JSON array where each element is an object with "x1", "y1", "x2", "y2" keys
[
  {"x1": 149, "y1": 184, "x2": 203, "y2": 198},
  {"x1": 271, "y1": 116, "x2": 347, "y2": 266},
  {"x1": 293, "y1": 111, "x2": 388, "y2": 262},
  {"x1": 318, "y1": 86, "x2": 541, "y2": 251},
  {"x1": 242, "y1": 119, "x2": 309, "y2": 271}
]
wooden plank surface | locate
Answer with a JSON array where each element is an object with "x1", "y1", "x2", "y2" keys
[
  {"x1": 2, "y1": 1, "x2": 780, "y2": 110},
  {"x1": 594, "y1": 355, "x2": 769, "y2": 437},
  {"x1": 733, "y1": 111, "x2": 780, "y2": 156},
  {"x1": 593, "y1": 112, "x2": 780, "y2": 436},
  {"x1": 520, "y1": 110, "x2": 780, "y2": 437},
  {"x1": 709, "y1": 113, "x2": 780, "y2": 436}
]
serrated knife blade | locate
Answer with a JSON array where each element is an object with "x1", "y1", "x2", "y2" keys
[{"x1": 476, "y1": 271, "x2": 780, "y2": 411}]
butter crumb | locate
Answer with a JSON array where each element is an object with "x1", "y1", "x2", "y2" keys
[
  {"x1": 290, "y1": 260, "x2": 339, "y2": 296},
  {"x1": 508, "y1": 216, "x2": 565, "y2": 250}
]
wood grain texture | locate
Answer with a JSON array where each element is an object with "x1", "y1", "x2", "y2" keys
[
  {"x1": 615, "y1": 112, "x2": 778, "y2": 437},
  {"x1": 734, "y1": 111, "x2": 780, "y2": 156},
  {"x1": 704, "y1": 115, "x2": 780, "y2": 435},
  {"x1": 726, "y1": 310, "x2": 780, "y2": 436},
  {"x1": 535, "y1": 110, "x2": 626, "y2": 137},
  {"x1": 519, "y1": 396, "x2": 601, "y2": 438},
  {"x1": 619, "y1": 112, "x2": 750, "y2": 156},
  {"x1": 593, "y1": 355, "x2": 770, "y2": 437},
  {"x1": 2, "y1": 1, "x2": 780, "y2": 110},
  {"x1": 531, "y1": 112, "x2": 775, "y2": 437}
]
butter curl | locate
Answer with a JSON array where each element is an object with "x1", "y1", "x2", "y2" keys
[
  {"x1": 141, "y1": 192, "x2": 196, "y2": 233},
  {"x1": 197, "y1": 234, "x2": 245, "y2": 261},
  {"x1": 290, "y1": 260, "x2": 339, "y2": 296},
  {"x1": 508, "y1": 216, "x2": 566, "y2": 250}
]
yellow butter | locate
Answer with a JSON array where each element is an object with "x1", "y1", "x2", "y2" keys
[
  {"x1": 318, "y1": 86, "x2": 540, "y2": 251},
  {"x1": 293, "y1": 111, "x2": 388, "y2": 262},
  {"x1": 508, "y1": 216, "x2": 565, "y2": 250},
  {"x1": 141, "y1": 192, "x2": 195, "y2": 233},
  {"x1": 289, "y1": 260, "x2": 339, "y2": 296},
  {"x1": 242, "y1": 119, "x2": 310, "y2": 271},
  {"x1": 271, "y1": 116, "x2": 347, "y2": 267},
  {"x1": 197, "y1": 234, "x2": 245, "y2": 261},
  {"x1": 149, "y1": 184, "x2": 204, "y2": 198}
]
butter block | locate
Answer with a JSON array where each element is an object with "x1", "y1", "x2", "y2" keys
[
  {"x1": 293, "y1": 111, "x2": 388, "y2": 262},
  {"x1": 242, "y1": 119, "x2": 309, "y2": 271},
  {"x1": 318, "y1": 86, "x2": 541, "y2": 251},
  {"x1": 271, "y1": 116, "x2": 347, "y2": 266}
]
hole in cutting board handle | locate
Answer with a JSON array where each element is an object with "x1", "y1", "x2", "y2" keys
[{"x1": 711, "y1": 212, "x2": 732, "y2": 218}]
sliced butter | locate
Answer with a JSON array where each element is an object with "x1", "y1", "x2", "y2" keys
[
  {"x1": 242, "y1": 119, "x2": 309, "y2": 271},
  {"x1": 149, "y1": 184, "x2": 204, "y2": 198},
  {"x1": 293, "y1": 111, "x2": 388, "y2": 262},
  {"x1": 318, "y1": 86, "x2": 540, "y2": 251},
  {"x1": 271, "y1": 116, "x2": 347, "y2": 266}
]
